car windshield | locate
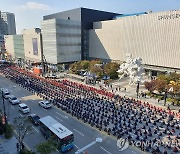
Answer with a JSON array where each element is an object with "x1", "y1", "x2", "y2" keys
[
  {"x1": 11, "y1": 97, "x2": 17, "y2": 100},
  {"x1": 22, "y1": 106, "x2": 28, "y2": 109},
  {"x1": 45, "y1": 103, "x2": 51, "y2": 105},
  {"x1": 5, "y1": 92, "x2": 10, "y2": 95}
]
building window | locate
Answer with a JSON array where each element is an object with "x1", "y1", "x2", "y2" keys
[{"x1": 68, "y1": 17, "x2": 70, "y2": 20}]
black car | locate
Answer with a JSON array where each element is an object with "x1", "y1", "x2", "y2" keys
[{"x1": 28, "y1": 114, "x2": 40, "y2": 125}]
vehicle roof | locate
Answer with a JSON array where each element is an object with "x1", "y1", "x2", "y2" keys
[
  {"x1": 39, "y1": 116, "x2": 73, "y2": 139},
  {"x1": 41, "y1": 100, "x2": 49, "y2": 104},
  {"x1": 19, "y1": 103, "x2": 28, "y2": 107},
  {"x1": 9, "y1": 95, "x2": 16, "y2": 98}
]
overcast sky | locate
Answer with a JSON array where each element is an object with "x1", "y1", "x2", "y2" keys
[{"x1": 1, "y1": 0, "x2": 180, "y2": 34}]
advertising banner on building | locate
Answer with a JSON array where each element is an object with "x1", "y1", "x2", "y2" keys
[{"x1": 32, "y1": 38, "x2": 38, "y2": 55}]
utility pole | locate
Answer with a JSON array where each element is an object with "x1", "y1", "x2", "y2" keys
[
  {"x1": 40, "y1": 33, "x2": 45, "y2": 76},
  {"x1": 1, "y1": 91, "x2": 7, "y2": 128}
]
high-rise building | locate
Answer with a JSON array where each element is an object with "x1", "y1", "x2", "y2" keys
[
  {"x1": 0, "y1": 11, "x2": 16, "y2": 52},
  {"x1": 0, "y1": 11, "x2": 16, "y2": 35}
]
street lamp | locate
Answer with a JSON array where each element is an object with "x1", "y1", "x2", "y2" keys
[
  {"x1": 164, "y1": 89, "x2": 167, "y2": 106},
  {"x1": 75, "y1": 137, "x2": 102, "y2": 154},
  {"x1": 136, "y1": 81, "x2": 140, "y2": 98}
]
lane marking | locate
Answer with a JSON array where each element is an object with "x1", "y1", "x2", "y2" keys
[
  {"x1": 73, "y1": 129, "x2": 84, "y2": 137},
  {"x1": 19, "y1": 113, "x2": 23, "y2": 117},
  {"x1": 74, "y1": 144, "x2": 79, "y2": 149},
  {"x1": 11, "y1": 105, "x2": 15, "y2": 109},
  {"x1": 100, "y1": 146, "x2": 112, "y2": 154},
  {"x1": 56, "y1": 112, "x2": 68, "y2": 119},
  {"x1": 32, "y1": 126, "x2": 39, "y2": 133},
  {"x1": 55, "y1": 116, "x2": 63, "y2": 122}
]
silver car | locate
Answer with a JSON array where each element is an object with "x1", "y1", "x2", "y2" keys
[
  {"x1": 9, "y1": 95, "x2": 20, "y2": 105},
  {"x1": 39, "y1": 100, "x2": 52, "y2": 109},
  {"x1": 1, "y1": 88, "x2": 11, "y2": 99}
]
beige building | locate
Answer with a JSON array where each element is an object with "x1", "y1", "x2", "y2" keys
[
  {"x1": 89, "y1": 10, "x2": 180, "y2": 72},
  {"x1": 4, "y1": 35, "x2": 15, "y2": 58},
  {"x1": 23, "y1": 28, "x2": 42, "y2": 63}
]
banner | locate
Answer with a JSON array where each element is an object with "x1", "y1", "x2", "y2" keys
[{"x1": 32, "y1": 38, "x2": 38, "y2": 55}]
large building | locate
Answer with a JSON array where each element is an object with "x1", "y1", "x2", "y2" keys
[
  {"x1": 0, "y1": 11, "x2": 16, "y2": 52},
  {"x1": 0, "y1": 11, "x2": 16, "y2": 35},
  {"x1": 89, "y1": 10, "x2": 180, "y2": 72},
  {"x1": 41, "y1": 7, "x2": 119, "y2": 64},
  {"x1": 5, "y1": 28, "x2": 42, "y2": 63},
  {"x1": 23, "y1": 28, "x2": 42, "y2": 63}
]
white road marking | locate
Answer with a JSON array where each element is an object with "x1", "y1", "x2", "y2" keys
[
  {"x1": 11, "y1": 105, "x2": 14, "y2": 109},
  {"x1": 32, "y1": 126, "x2": 39, "y2": 133},
  {"x1": 73, "y1": 129, "x2": 84, "y2": 136},
  {"x1": 55, "y1": 116, "x2": 63, "y2": 122},
  {"x1": 19, "y1": 113, "x2": 23, "y2": 117},
  {"x1": 56, "y1": 112, "x2": 68, "y2": 119},
  {"x1": 100, "y1": 146, "x2": 112, "y2": 154},
  {"x1": 74, "y1": 144, "x2": 79, "y2": 149},
  {"x1": 132, "y1": 151, "x2": 138, "y2": 154}
]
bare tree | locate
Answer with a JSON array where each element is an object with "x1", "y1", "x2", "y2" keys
[{"x1": 13, "y1": 116, "x2": 32, "y2": 151}]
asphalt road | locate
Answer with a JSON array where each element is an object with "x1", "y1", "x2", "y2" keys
[{"x1": 0, "y1": 74, "x2": 144, "y2": 154}]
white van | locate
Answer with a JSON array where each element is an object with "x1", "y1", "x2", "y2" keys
[{"x1": 18, "y1": 103, "x2": 30, "y2": 114}]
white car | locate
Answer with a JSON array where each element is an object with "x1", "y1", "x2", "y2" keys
[
  {"x1": 18, "y1": 103, "x2": 30, "y2": 114},
  {"x1": 9, "y1": 95, "x2": 20, "y2": 105},
  {"x1": 39, "y1": 100, "x2": 52, "y2": 109},
  {"x1": 1, "y1": 88, "x2": 11, "y2": 99}
]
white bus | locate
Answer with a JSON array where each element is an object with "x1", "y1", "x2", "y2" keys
[{"x1": 39, "y1": 116, "x2": 74, "y2": 152}]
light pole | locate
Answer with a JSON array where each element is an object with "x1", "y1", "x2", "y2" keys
[
  {"x1": 75, "y1": 137, "x2": 102, "y2": 154},
  {"x1": 1, "y1": 90, "x2": 7, "y2": 128},
  {"x1": 136, "y1": 81, "x2": 140, "y2": 98},
  {"x1": 164, "y1": 89, "x2": 167, "y2": 106}
]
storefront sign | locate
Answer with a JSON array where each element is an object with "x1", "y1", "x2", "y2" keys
[{"x1": 158, "y1": 13, "x2": 180, "y2": 20}]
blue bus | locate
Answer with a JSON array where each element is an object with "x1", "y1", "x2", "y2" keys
[{"x1": 39, "y1": 116, "x2": 74, "y2": 152}]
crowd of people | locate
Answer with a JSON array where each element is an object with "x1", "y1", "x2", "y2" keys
[{"x1": 0, "y1": 65, "x2": 179, "y2": 153}]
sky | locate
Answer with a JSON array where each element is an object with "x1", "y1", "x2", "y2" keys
[{"x1": 1, "y1": 0, "x2": 180, "y2": 34}]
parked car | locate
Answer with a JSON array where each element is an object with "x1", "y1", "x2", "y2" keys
[
  {"x1": 28, "y1": 114, "x2": 40, "y2": 125},
  {"x1": 0, "y1": 88, "x2": 11, "y2": 99},
  {"x1": 9, "y1": 95, "x2": 20, "y2": 105},
  {"x1": 38, "y1": 100, "x2": 52, "y2": 109},
  {"x1": 18, "y1": 103, "x2": 30, "y2": 114}
]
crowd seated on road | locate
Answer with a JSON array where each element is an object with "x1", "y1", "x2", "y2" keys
[{"x1": 0, "y1": 65, "x2": 179, "y2": 153}]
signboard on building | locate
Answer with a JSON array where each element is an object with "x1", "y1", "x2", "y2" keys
[{"x1": 32, "y1": 38, "x2": 38, "y2": 55}]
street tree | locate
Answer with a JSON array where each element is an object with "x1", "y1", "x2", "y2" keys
[
  {"x1": 154, "y1": 79, "x2": 167, "y2": 93},
  {"x1": 13, "y1": 116, "x2": 32, "y2": 151},
  {"x1": 104, "y1": 62, "x2": 119, "y2": 79},
  {"x1": 36, "y1": 139, "x2": 58, "y2": 154}
]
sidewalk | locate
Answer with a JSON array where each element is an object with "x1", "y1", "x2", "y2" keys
[
  {"x1": 0, "y1": 136, "x2": 18, "y2": 154},
  {"x1": 105, "y1": 79, "x2": 180, "y2": 114}
]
